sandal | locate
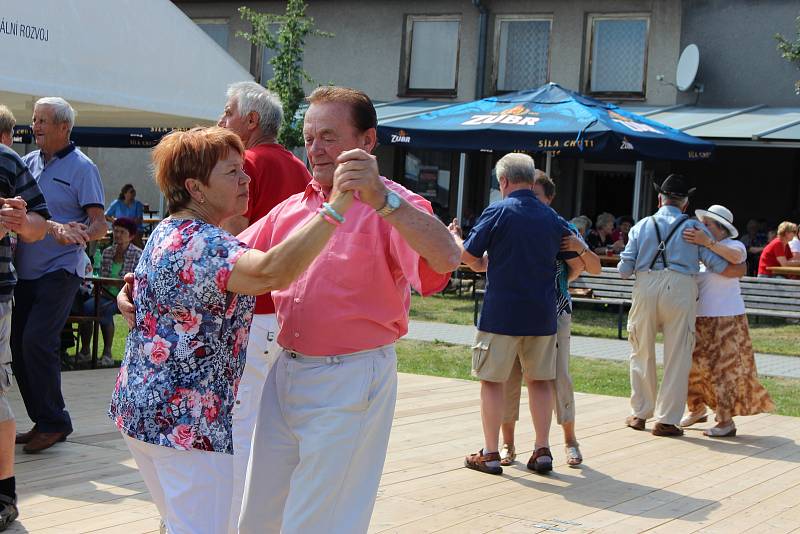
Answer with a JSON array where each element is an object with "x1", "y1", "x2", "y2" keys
[
  {"x1": 565, "y1": 443, "x2": 583, "y2": 467},
  {"x1": 499, "y1": 443, "x2": 516, "y2": 466},
  {"x1": 527, "y1": 447, "x2": 553, "y2": 474},
  {"x1": 464, "y1": 449, "x2": 503, "y2": 475}
]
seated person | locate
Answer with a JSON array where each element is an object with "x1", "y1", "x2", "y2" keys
[
  {"x1": 105, "y1": 184, "x2": 144, "y2": 231},
  {"x1": 612, "y1": 215, "x2": 634, "y2": 247},
  {"x1": 757, "y1": 221, "x2": 800, "y2": 277},
  {"x1": 740, "y1": 218, "x2": 769, "y2": 276},
  {"x1": 78, "y1": 218, "x2": 142, "y2": 365},
  {"x1": 586, "y1": 212, "x2": 619, "y2": 254}
]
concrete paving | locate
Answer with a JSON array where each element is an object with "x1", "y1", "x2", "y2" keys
[{"x1": 403, "y1": 320, "x2": 800, "y2": 379}]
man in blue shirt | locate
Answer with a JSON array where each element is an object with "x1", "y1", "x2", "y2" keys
[
  {"x1": 11, "y1": 97, "x2": 107, "y2": 453},
  {"x1": 449, "y1": 153, "x2": 577, "y2": 476},
  {"x1": 619, "y1": 174, "x2": 730, "y2": 437}
]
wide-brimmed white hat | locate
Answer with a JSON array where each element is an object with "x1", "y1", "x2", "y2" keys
[{"x1": 695, "y1": 204, "x2": 738, "y2": 239}]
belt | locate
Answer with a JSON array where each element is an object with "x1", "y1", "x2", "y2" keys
[{"x1": 280, "y1": 344, "x2": 394, "y2": 364}]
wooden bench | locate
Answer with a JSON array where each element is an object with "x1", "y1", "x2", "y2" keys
[
  {"x1": 739, "y1": 276, "x2": 800, "y2": 320},
  {"x1": 472, "y1": 269, "x2": 800, "y2": 338}
]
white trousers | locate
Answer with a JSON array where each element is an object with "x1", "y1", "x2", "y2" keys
[
  {"x1": 229, "y1": 313, "x2": 279, "y2": 534},
  {"x1": 123, "y1": 433, "x2": 232, "y2": 534},
  {"x1": 238, "y1": 345, "x2": 398, "y2": 534},
  {"x1": 628, "y1": 270, "x2": 698, "y2": 425}
]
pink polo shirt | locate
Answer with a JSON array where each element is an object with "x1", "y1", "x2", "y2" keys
[{"x1": 238, "y1": 177, "x2": 451, "y2": 356}]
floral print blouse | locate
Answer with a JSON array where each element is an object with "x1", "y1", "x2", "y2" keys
[{"x1": 109, "y1": 218, "x2": 254, "y2": 454}]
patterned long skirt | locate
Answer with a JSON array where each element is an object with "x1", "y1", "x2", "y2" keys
[{"x1": 687, "y1": 314, "x2": 775, "y2": 422}]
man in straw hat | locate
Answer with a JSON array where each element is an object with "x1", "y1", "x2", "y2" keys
[{"x1": 618, "y1": 174, "x2": 731, "y2": 437}]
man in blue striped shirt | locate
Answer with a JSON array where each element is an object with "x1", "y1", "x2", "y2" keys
[{"x1": 0, "y1": 104, "x2": 51, "y2": 532}]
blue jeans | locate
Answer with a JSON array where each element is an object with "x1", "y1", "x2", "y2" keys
[{"x1": 82, "y1": 295, "x2": 118, "y2": 326}]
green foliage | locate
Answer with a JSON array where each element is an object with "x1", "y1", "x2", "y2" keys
[
  {"x1": 775, "y1": 16, "x2": 800, "y2": 95},
  {"x1": 237, "y1": 1, "x2": 333, "y2": 148}
]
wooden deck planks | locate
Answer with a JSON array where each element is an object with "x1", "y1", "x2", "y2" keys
[{"x1": 4, "y1": 369, "x2": 799, "y2": 533}]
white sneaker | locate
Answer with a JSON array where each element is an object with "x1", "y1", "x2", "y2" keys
[
  {"x1": 75, "y1": 351, "x2": 91, "y2": 364},
  {"x1": 680, "y1": 411, "x2": 708, "y2": 427},
  {"x1": 99, "y1": 354, "x2": 114, "y2": 367},
  {"x1": 704, "y1": 423, "x2": 736, "y2": 437}
]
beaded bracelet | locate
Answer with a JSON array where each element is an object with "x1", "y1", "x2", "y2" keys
[
  {"x1": 321, "y1": 202, "x2": 345, "y2": 224},
  {"x1": 317, "y1": 208, "x2": 341, "y2": 226}
]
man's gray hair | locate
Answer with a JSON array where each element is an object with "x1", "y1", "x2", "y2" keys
[
  {"x1": 226, "y1": 81, "x2": 283, "y2": 139},
  {"x1": 659, "y1": 193, "x2": 688, "y2": 209},
  {"x1": 34, "y1": 97, "x2": 76, "y2": 133},
  {"x1": 495, "y1": 153, "x2": 535, "y2": 184},
  {"x1": 0, "y1": 105, "x2": 15, "y2": 136}
]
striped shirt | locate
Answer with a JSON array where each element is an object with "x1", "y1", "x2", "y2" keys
[{"x1": 0, "y1": 144, "x2": 50, "y2": 300}]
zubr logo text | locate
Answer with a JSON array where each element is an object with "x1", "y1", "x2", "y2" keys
[
  {"x1": 391, "y1": 130, "x2": 411, "y2": 143},
  {"x1": 462, "y1": 115, "x2": 540, "y2": 126}
]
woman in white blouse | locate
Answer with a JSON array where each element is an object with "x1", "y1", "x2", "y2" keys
[{"x1": 680, "y1": 205, "x2": 774, "y2": 437}]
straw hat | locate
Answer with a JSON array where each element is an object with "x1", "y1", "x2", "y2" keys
[{"x1": 695, "y1": 204, "x2": 738, "y2": 239}]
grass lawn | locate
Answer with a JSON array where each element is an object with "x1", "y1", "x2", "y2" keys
[
  {"x1": 411, "y1": 292, "x2": 800, "y2": 357},
  {"x1": 396, "y1": 339, "x2": 800, "y2": 417}
]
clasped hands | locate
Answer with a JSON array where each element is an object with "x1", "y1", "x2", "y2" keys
[{"x1": 329, "y1": 149, "x2": 386, "y2": 212}]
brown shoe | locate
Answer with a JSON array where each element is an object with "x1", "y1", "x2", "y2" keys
[
  {"x1": 625, "y1": 416, "x2": 646, "y2": 431},
  {"x1": 15, "y1": 427, "x2": 38, "y2": 444},
  {"x1": 652, "y1": 423, "x2": 684, "y2": 437},
  {"x1": 464, "y1": 449, "x2": 503, "y2": 475},
  {"x1": 23, "y1": 431, "x2": 70, "y2": 453}
]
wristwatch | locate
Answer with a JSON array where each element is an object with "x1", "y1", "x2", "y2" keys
[{"x1": 376, "y1": 190, "x2": 402, "y2": 217}]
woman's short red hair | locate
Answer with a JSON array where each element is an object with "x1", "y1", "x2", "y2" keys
[{"x1": 152, "y1": 126, "x2": 244, "y2": 213}]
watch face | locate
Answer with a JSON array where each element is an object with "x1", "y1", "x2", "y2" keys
[{"x1": 388, "y1": 191, "x2": 402, "y2": 209}]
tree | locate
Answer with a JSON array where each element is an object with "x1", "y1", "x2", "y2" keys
[
  {"x1": 775, "y1": 15, "x2": 800, "y2": 95},
  {"x1": 237, "y1": 1, "x2": 333, "y2": 148}
]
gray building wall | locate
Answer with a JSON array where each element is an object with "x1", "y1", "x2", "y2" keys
[
  {"x1": 679, "y1": 0, "x2": 800, "y2": 107},
  {"x1": 175, "y1": 0, "x2": 683, "y2": 105}
]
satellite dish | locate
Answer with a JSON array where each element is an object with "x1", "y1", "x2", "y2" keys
[{"x1": 676, "y1": 44, "x2": 700, "y2": 91}]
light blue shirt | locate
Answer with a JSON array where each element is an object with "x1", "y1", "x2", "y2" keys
[
  {"x1": 618, "y1": 205, "x2": 728, "y2": 279},
  {"x1": 15, "y1": 144, "x2": 105, "y2": 279},
  {"x1": 105, "y1": 198, "x2": 143, "y2": 221}
]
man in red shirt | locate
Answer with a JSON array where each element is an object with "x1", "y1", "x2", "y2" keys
[
  {"x1": 758, "y1": 221, "x2": 799, "y2": 276},
  {"x1": 217, "y1": 81, "x2": 310, "y2": 533}
]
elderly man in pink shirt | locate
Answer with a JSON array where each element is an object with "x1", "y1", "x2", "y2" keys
[{"x1": 235, "y1": 86, "x2": 460, "y2": 534}]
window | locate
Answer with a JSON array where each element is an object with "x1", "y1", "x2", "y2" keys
[
  {"x1": 250, "y1": 23, "x2": 281, "y2": 84},
  {"x1": 402, "y1": 150, "x2": 454, "y2": 219},
  {"x1": 401, "y1": 15, "x2": 461, "y2": 96},
  {"x1": 494, "y1": 16, "x2": 552, "y2": 92},
  {"x1": 194, "y1": 18, "x2": 229, "y2": 51},
  {"x1": 585, "y1": 15, "x2": 649, "y2": 97}
]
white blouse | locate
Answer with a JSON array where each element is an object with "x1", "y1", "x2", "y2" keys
[{"x1": 696, "y1": 238, "x2": 747, "y2": 317}]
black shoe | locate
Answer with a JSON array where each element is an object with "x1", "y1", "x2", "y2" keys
[{"x1": 0, "y1": 494, "x2": 18, "y2": 532}]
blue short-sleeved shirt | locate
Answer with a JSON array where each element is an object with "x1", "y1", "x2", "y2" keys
[
  {"x1": 464, "y1": 189, "x2": 573, "y2": 336},
  {"x1": 15, "y1": 143, "x2": 105, "y2": 279},
  {"x1": 106, "y1": 199, "x2": 144, "y2": 222},
  {"x1": 0, "y1": 145, "x2": 51, "y2": 300}
]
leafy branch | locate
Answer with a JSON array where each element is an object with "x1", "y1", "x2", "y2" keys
[
  {"x1": 237, "y1": 1, "x2": 333, "y2": 147},
  {"x1": 775, "y1": 15, "x2": 800, "y2": 95}
]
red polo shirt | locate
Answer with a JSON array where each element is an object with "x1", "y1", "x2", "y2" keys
[
  {"x1": 243, "y1": 143, "x2": 311, "y2": 314},
  {"x1": 758, "y1": 238, "x2": 793, "y2": 276}
]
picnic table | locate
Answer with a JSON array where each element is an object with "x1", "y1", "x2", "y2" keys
[
  {"x1": 767, "y1": 265, "x2": 800, "y2": 277},
  {"x1": 143, "y1": 217, "x2": 162, "y2": 235},
  {"x1": 599, "y1": 254, "x2": 621, "y2": 267}
]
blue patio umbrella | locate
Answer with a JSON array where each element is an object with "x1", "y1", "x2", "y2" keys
[{"x1": 377, "y1": 83, "x2": 714, "y2": 161}]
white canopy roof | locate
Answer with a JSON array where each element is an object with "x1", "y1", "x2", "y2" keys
[{"x1": 1, "y1": 0, "x2": 252, "y2": 128}]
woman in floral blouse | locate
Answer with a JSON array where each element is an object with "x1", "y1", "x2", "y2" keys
[{"x1": 109, "y1": 127, "x2": 352, "y2": 534}]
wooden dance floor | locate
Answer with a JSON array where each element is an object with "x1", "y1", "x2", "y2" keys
[{"x1": 7, "y1": 369, "x2": 800, "y2": 532}]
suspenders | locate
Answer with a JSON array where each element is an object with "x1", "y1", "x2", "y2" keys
[{"x1": 648, "y1": 214, "x2": 689, "y2": 270}]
